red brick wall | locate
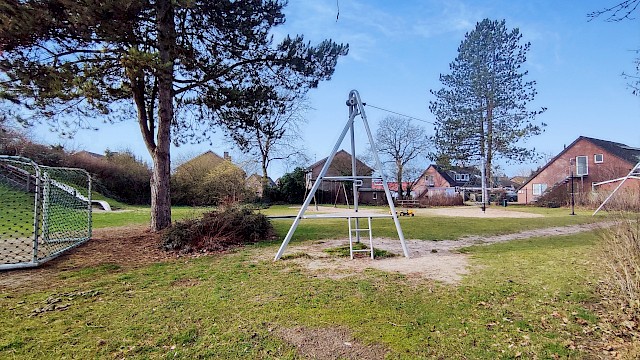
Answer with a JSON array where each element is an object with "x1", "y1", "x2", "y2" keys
[
  {"x1": 413, "y1": 166, "x2": 454, "y2": 198},
  {"x1": 518, "y1": 138, "x2": 635, "y2": 203}
]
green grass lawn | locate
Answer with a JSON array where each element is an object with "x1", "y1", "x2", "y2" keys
[
  {"x1": 0, "y1": 183, "x2": 36, "y2": 237},
  {"x1": 1, "y1": 202, "x2": 618, "y2": 357},
  {"x1": 92, "y1": 206, "x2": 215, "y2": 229},
  {"x1": 0, "y1": 231, "x2": 605, "y2": 358},
  {"x1": 265, "y1": 205, "x2": 604, "y2": 242}
]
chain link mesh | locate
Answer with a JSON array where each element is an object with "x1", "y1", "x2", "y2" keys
[{"x1": 0, "y1": 156, "x2": 92, "y2": 269}]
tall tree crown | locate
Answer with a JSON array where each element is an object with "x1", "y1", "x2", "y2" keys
[
  {"x1": 0, "y1": 0, "x2": 348, "y2": 230},
  {"x1": 0, "y1": 0, "x2": 348, "y2": 144},
  {"x1": 429, "y1": 19, "x2": 545, "y2": 166}
]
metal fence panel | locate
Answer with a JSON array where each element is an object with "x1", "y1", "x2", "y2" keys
[{"x1": 0, "y1": 156, "x2": 91, "y2": 269}]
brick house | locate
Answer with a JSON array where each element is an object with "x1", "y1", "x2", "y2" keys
[
  {"x1": 518, "y1": 136, "x2": 640, "y2": 204},
  {"x1": 306, "y1": 150, "x2": 382, "y2": 205},
  {"x1": 412, "y1": 164, "x2": 458, "y2": 199},
  {"x1": 371, "y1": 180, "x2": 414, "y2": 197},
  {"x1": 246, "y1": 174, "x2": 276, "y2": 198}
]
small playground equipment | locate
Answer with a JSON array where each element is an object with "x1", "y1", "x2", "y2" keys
[
  {"x1": 0, "y1": 156, "x2": 92, "y2": 270},
  {"x1": 392, "y1": 209, "x2": 415, "y2": 217},
  {"x1": 274, "y1": 90, "x2": 409, "y2": 260}
]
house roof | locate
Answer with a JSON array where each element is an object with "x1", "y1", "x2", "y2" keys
[
  {"x1": 371, "y1": 181, "x2": 413, "y2": 192},
  {"x1": 176, "y1": 151, "x2": 224, "y2": 168},
  {"x1": 174, "y1": 150, "x2": 237, "y2": 176},
  {"x1": 427, "y1": 164, "x2": 456, "y2": 186},
  {"x1": 74, "y1": 150, "x2": 105, "y2": 159},
  {"x1": 520, "y1": 136, "x2": 640, "y2": 189},
  {"x1": 307, "y1": 149, "x2": 373, "y2": 173},
  {"x1": 584, "y1": 136, "x2": 640, "y2": 165},
  {"x1": 247, "y1": 174, "x2": 276, "y2": 187}
]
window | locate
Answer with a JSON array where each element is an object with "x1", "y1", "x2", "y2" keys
[
  {"x1": 576, "y1": 156, "x2": 588, "y2": 176},
  {"x1": 454, "y1": 173, "x2": 470, "y2": 182},
  {"x1": 532, "y1": 183, "x2": 547, "y2": 196},
  {"x1": 594, "y1": 154, "x2": 604, "y2": 163},
  {"x1": 372, "y1": 192, "x2": 377, "y2": 200},
  {"x1": 426, "y1": 175, "x2": 435, "y2": 187}
]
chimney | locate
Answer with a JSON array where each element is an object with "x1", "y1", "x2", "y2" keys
[{"x1": 223, "y1": 151, "x2": 231, "y2": 161}]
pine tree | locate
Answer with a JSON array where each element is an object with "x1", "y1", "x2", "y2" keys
[
  {"x1": 430, "y1": 19, "x2": 545, "y2": 203},
  {"x1": 0, "y1": 0, "x2": 348, "y2": 230}
]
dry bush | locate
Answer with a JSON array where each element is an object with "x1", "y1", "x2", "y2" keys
[
  {"x1": 419, "y1": 193, "x2": 463, "y2": 207},
  {"x1": 67, "y1": 151, "x2": 151, "y2": 204},
  {"x1": 172, "y1": 158, "x2": 250, "y2": 206},
  {"x1": 597, "y1": 210, "x2": 640, "y2": 358},
  {"x1": 161, "y1": 206, "x2": 275, "y2": 253},
  {"x1": 589, "y1": 187, "x2": 640, "y2": 212},
  {"x1": 599, "y1": 214, "x2": 640, "y2": 312}
]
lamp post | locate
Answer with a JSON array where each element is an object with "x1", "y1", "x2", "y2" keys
[{"x1": 570, "y1": 158, "x2": 575, "y2": 215}]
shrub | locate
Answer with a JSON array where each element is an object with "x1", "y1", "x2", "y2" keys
[
  {"x1": 589, "y1": 186, "x2": 640, "y2": 212},
  {"x1": 1, "y1": 136, "x2": 66, "y2": 167},
  {"x1": 171, "y1": 156, "x2": 250, "y2": 206},
  {"x1": 598, "y1": 212, "x2": 640, "y2": 342},
  {"x1": 67, "y1": 151, "x2": 151, "y2": 204},
  {"x1": 161, "y1": 206, "x2": 275, "y2": 253},
  {"x1": 275, "y1": 167, "x2": 306, "y2": 204},
  {"x1": 418, "y1": 193, "x2": 463, "y2": 207}
]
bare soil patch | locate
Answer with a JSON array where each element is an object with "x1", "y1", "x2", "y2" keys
[
  {"x1": 270, "y1": 222, "x2": 610, "y2": 284},
  {"x1": 0, "y1": 225, "x2": 173, "y2": 291},
  {"x1": 290, "y1": 205, "x2": 543, "y2": 218},
  {"x1": 413, "y1": 206, "x2": 543, "y2": 218},
  {"x1": 277, "y1": 326, "x2": 387, "y2": 360},
  {"x1": 269, "y1": 239, "x2": 469, "y2": 284}
]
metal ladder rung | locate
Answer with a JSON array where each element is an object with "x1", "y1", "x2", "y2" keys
[{"x1": 348, "y1": 217, "x2": 374, "y2": 260}]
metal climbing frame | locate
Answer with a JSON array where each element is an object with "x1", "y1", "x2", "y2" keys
[
  {"x1": 593, "y1": 161, "x2": 640, "y2": 215},
  {"x1": 274, "y1": 90, "x2": 409, "y2": 260},
  {"x1": 0, "y1": 156, "x2": 92, "y2": 270}
]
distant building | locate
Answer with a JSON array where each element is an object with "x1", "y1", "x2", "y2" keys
[
  {"x1": 246, "y1": 174, "x2": 276, "y2": 198},
  {"x1": 73, "y1": 150, "x2": 106, "y2": 159},
  {"x1": 306, "y1": 150, "x2": 382, "y2": 205},
  {"x1": 412, "y1": 164, "x2": 459, "y2": 199},
  {"x1": 518, "y1": 136, "x2": 640, "y2": 204}
]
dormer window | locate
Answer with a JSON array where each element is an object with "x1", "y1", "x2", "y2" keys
[
  {"x1": 594, "y1": 154, "x2": 604, "y2": 163},
  {"x1": 454, "y1": 173, "x2": 470, "y2": 182}
]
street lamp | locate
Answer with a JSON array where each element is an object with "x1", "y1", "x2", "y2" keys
[{"x1": 570, "y1": 158, "x2": 575, "y2": 215}]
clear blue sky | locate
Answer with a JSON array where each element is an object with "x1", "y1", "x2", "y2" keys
[{"x1": 31, "y1": 0, "x2": 640, "y2": 178}]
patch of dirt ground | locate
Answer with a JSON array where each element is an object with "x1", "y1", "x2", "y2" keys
[
  {"x1": 412, "y1": 206, "x2": 544, "y2": 218},
  {"x1": 269, "y1": 222, "x2": 610, "y2": 284},
  {"x1": 291, "y1": 205, "x2": 544, "y2": 218},
  {"x1": 0, "y1": 225, "x2": 173, "y2": 290},
  {"x1": 277, "y1": 326, "x2": 387, "y2": 360}
]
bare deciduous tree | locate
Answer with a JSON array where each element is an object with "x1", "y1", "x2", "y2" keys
[
  {"x1": 375, "y1": 116, "x2": 429, "y2": 199},
  {"x1": 589, "y1": 1, "x2": 640, "y2": 96}
]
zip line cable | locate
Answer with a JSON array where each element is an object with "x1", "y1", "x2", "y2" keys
[{"x1": 363, "y1": 103, "x2": 434, "y2": 125}]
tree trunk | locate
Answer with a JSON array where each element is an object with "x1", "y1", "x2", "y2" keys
[
  {"x1": 151, "y1": 149, "x2": 171, "y2": 230},
  {"x1": 486, "y1": 101, "x2": 494, "y2": 189},
  {"x1": 261, "y1": 158, "x2": 269, "y2": 198},
  {"x1": 479, "y1": 107, "x2": 488, "y2": 206},
  {"x1": 396, "y1": 163, "x2": 404, "y2": 200},
  {"x1": 151, "y1": 0, "x2": 176, "y2": 231}
]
